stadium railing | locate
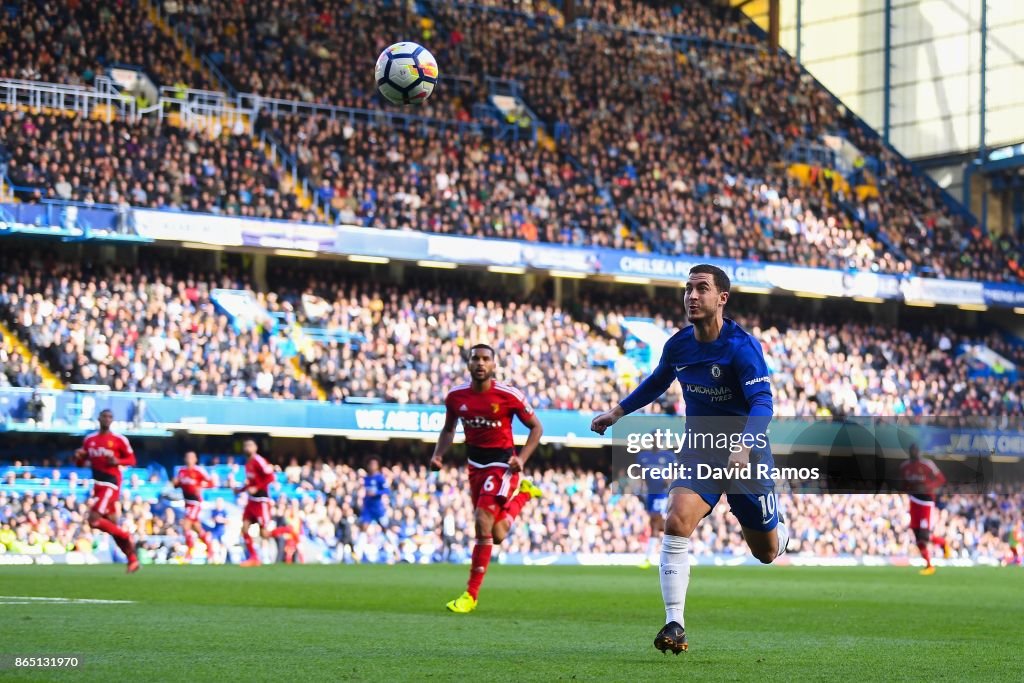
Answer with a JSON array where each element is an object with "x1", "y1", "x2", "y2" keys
[{"x1": 0, "y1": 79, "x2": 136, "y2": 122}]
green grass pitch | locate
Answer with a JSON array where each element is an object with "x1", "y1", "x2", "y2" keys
[{"x1": 0, "y1": 564, "x2": 1020, "y2": 681}]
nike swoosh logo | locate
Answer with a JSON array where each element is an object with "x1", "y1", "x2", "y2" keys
[{"x1": 674, "y1": 365, "x2": 689, "y2": 372}]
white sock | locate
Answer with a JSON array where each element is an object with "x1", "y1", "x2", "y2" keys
[
  {"x1": 646, "y1": 535, "x2": 660, "y2": 563},
  {"x1": 660, "y1": 534, "x2": 690, "y2": 627},
  {"x1": 776, "y1": 521, "x2": 790, "y2": 557}
]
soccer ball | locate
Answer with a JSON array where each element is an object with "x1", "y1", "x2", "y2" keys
[{"x1": 375, "y1": 42, "x2": 439, "y2": 106}]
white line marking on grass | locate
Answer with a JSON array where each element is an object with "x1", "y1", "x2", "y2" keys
[{"x1": 0, "y1": 596, "x2": 135, "y2": 605}]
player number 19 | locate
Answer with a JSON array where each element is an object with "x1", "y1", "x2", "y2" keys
[{"x1": 758, "y1": 492, "x2": 776, "y2": 522}]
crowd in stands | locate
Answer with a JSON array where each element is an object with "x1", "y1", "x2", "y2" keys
[
  {"x1": 264, "y1": 265, "x2": 629, "y2": 409},
  {"x1": 1, "y1": 458, "x2": 1020, "y2": 565},
  {"x1": 427, "y1": 0, "x2": 1021, "y2": 280},
  {"x1": 0, "y1": 336, "x2": 44, "y2": 388},
  {"x1": 257, "y1": 113, "x2": 635, "y2": 247},
  {"x1": 593, "y1": 294, "x2": 1024, "y2": 418},
  {"x1": 0, "y1": 111, "x2": 318, "y2": 222},
  {"x1": 0, "y1": 0, "x2": 212, "y2": 90},
  {"x1": 4, "y1": 0, "x2": 1017, "y2": 280},
  {"x1": 0, "y1": 255, "x2": 318, "y2": 399},
  {"x1": 4, "y1": 249, "x2": 1024, "y2": 417},
  {"x1": 162, "y1": 0, "x2": 476, "y2": 121}
]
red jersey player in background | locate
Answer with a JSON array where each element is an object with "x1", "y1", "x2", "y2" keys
[
  {"x1": 431, "y1": 343, "x2": 544, "y2": 613},
  {"x1": 74, "y1": 409, "x2": 139, "y2": 573},
  {"x1": 234, "y1": 439, "x2": 289, "y2": 566},
  {"x1": 173, "y1": 450, "x2": 214, "y2": 560},
  {"x1": 899, "y1": 443, "x2": 951, "y2": 575}
]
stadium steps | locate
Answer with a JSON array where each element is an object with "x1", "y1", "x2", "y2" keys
[
  {"x1": 0, "y1": 321, "x2": 64, "y2": 389},
  {"x1": 256, "y1": 137, "x2": 327, "y2": 221},
  {"x1": 140, "y1": 0, "x2": 208, "y2": 84},
  {"x1": 287, "y1": 326, "x2": 328, "y2": 401}
]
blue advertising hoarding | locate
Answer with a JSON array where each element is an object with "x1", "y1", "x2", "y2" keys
[{"x1": 4, "y1": 201, "x2": 1024, "y2": 308}]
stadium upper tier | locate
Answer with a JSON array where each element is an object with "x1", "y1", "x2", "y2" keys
[
  {"x1": 0, "y1": 111, "x2": 318, "y2": 222},
  {"x1": 1, "y1": 254, "x2": 1021, "y2": 416},
  {"x1": 0, "y1": 0, "x2": 1017, "y2": 281},
  {"x1": 161, "y1": 0, "x2": 476, "y2": 120},
  {"x1": 258, "y1": 113, "x2": 635, "y2": 247},
  {"x1": 1, "y1": 462, "x2": 1019, "y2": 564},
  {"x1": 0, "y1": 0, "x2": 214, "y2": 91}
]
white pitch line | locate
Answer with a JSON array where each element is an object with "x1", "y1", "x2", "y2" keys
[{"x1": 0, "y1": 595, "x2": 135, "y2": 605}]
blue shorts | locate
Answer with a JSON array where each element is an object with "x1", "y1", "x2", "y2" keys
[
  {"x1": 645, "y1": 493, "x2": 668, "y2": 516},
  {"x1": 360, "y1": 502, "x2": 387, "y2": 525},
  {"x1": 669, "y1": 451, "x2": 779, "y2": 532}
]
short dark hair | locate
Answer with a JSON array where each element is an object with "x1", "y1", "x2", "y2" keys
[
  {"x1": 689, "y1": 264, "x2": 731, "y2": 294},
  {"x1": 99, "y1": 409, "x2": 113, "y2": 416},
  {"x1": 469, "y1": 343, "x2": 495, "y2": 357}
]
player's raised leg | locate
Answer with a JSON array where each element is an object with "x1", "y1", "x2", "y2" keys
[
  {"x1": 492, "y1": 476, "x2": 543, "y2": 543},
  {"x1": 653, "y1": 488, "x2": 712, "y2": 655},
  {"x1": 733, "y1": 490, "x2": 788, "y2": 565}
]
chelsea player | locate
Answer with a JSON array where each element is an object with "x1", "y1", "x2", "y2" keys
[{"x1": 592, "y1": 265, "x2": 789, "y2": 654}]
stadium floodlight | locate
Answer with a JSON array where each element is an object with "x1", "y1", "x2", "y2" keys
[
  {"x1": 272, "y1": 249, "x2": 317, "y2": 258},
  {"x1": 348, "y1": 255, "x2": 391, "y2": 264}
]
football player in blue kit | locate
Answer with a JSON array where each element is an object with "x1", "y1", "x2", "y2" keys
[{"x1": 592, "y1": 264, "x2": 790, "y2": 654}]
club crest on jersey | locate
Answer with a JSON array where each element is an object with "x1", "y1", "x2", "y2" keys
[
  {"x1": 491, "y1": 403, "x2": 500, "y2": 414},
  {"x1": 711, "y1": 364, "x2": 722, "y2": 379}
]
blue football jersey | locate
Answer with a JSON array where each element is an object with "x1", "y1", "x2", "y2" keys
[{"x1": 620, "y1": 318, "x2": 773, "y2": 458}]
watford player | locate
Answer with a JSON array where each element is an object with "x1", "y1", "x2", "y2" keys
[
  {"x1": 431, "y1": 343, "x2": 544, "y2": 613},
  {"x1": 235, "y1": 439, "x2": 280, "y2": 567},
  {"x1": 173, "y1": 450, "x2": 215, "y2": 559},
  {"x1": 899, "y1": 443, "x2": 951, "y2": 575},
  {"x1": 74, "y1": 409, "x2": 139, "y2": 573}
]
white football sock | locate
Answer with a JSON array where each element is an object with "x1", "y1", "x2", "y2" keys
[
  {"x1": 776, "y1": 521, "x2": 790, "y2": 557},
  {"x1": 660, "y1": 534, "x2": 690, "y2": 627},
  {"x1": 646, "y1": 535, "x2": 660, "y2": 563}
]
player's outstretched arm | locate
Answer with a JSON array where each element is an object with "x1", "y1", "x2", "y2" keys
[{"x1": 591, "y1": 354, "x2": 676, "y2": 435}]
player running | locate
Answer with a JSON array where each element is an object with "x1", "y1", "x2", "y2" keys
[
  {"x1": 74, "y1": 409, "x2": 140, "y2": 573},
  {"x1": 235, "y1": 439, "x2": 279, "y2": 567},
  {"x1": 591, "y1": 265, "x2": 789, "y2": 654},
  {"x1": 360, "y1": 457, "x2": 390, "y2": 526},
  {"x1": 173, "y1": 450, "x2": 215, "y2": 560},
  {"x1": 431, "y1": 343, "x2": 544, "y2": 614},
  {"x1": 899, "y1": 443, "x2": 951, "y2": 575}
]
